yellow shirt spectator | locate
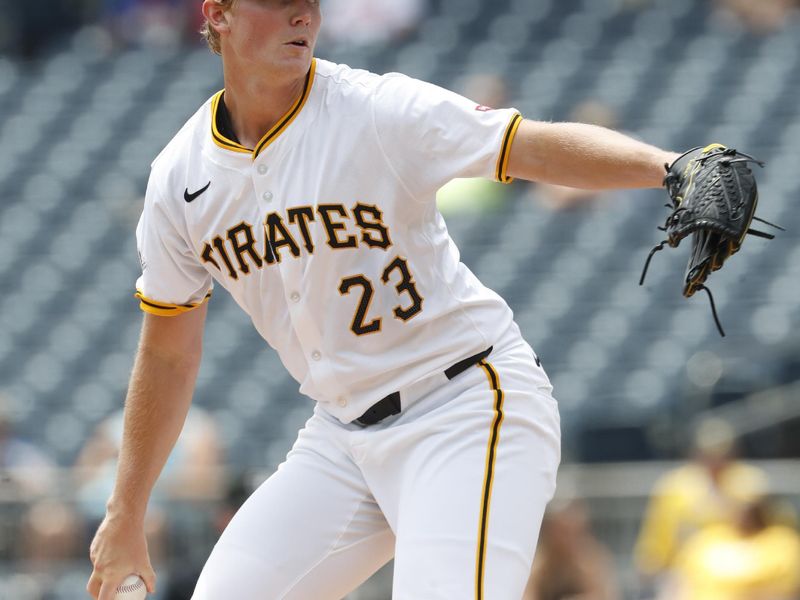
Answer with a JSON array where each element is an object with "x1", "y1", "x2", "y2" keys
[
  {"x1": 634, "y1": 461, "x2": 768, "y2": 575},
  {"x1": 673, "y1": 522, "x2": 800, "y2": 600}
]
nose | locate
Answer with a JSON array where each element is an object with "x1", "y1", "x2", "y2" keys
[
  {"x1": 292, "y1": 14, "x2": 310, "y2": 27},
  {"x1": 291, "y1": 2, "x2": 315, "y2": 27}
]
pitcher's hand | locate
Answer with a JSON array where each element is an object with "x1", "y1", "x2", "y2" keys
[{"x1": 87, "y1": 513, "x2": 156, "y2": 599}]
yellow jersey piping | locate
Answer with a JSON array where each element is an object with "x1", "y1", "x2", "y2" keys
[
  {"x1": 135, "y1": 290, "x2": 212, "y2": 317},
  {"x1": 252, "y1": 58, "x2": 316, "y2": 158},
  {"x1": 475, "y1": 359, "x2": 505, "y2": 600},
  {"x1": 210, "y1": 91, "x2": 250, "y2": 154},
  {"x1": 210, "y1": 59, "x2": 317, "y2": 159},
  {"x1": 496, "y1": 112, "x2": 522, "y2": 184}
]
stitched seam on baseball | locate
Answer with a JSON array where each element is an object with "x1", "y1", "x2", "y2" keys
[{"x1": 118, "y1": 581, "x2": 144, "y2": 593}]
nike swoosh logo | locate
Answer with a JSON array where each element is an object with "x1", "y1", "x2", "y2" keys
[{"x1": 184, "y1": 181, "x2": 211, "y2": 203}]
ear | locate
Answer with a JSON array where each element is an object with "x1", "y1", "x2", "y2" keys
[{"x1": 202, "y1": 0, "x2": 231, "y2": 35}]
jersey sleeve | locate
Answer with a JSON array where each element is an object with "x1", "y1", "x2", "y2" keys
[
  {"x1": 135, "y1": 177, "x2": 213, "y2": 317},
  {"x1": 371, "y1": 73, "x2": 522, "y2": 197}
]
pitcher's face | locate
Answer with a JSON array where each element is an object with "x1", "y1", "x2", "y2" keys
[{"x1": 223, "y1": 0, "x2": 321, "y2": 76}]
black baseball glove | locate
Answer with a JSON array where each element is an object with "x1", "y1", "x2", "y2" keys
[{"x1": 639, "y1": 144, "x2": 782, "y2": 336}]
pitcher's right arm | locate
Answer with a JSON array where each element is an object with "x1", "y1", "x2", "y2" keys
[{"x1": 87, "y1": 304, "x2": 208, "y2": 600}]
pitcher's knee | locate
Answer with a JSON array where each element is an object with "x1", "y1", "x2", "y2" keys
[{"x1": 191, "y1": 543, "x2": 289, "y2": 600}]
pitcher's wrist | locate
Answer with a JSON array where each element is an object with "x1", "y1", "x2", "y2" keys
[{"x1": 105, "y1": 495, "x2": 147, "y2": 524}]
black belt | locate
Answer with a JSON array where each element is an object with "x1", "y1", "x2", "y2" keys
[{"x1": 355, "y1": 346, "x2": 493, "y2": 426}]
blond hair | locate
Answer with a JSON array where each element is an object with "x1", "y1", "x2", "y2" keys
[{"x1": 201, "y1": 0, "x2": 237, "y2": 55}]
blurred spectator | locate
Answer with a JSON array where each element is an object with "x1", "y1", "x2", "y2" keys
[
  {"x1": 320, "y1": 0, "x2": 427, "y2": 48},
  {"x1": 663, "y1": 497, "x2": 800, "y2": 600},
  {"x1": 437, "y1": 72, "x2": 513, "y2": 215},
  {"x1": 634, "y1": 418, "x2": 769, "y2": 586},
  {"x1": 0, "y1": 393, "x2": 56, "y2": 498},
  {"x1": 183, "y1": 0, "x2": 207, "y2": 45},
  {"x1": 101, "y1": 0, "x2": 196, "y2": 49},
  {"x1": 1, "y1": 1, "x2": 84, "y2": 58},
  {"x1": 0, "y1": 393, "x2": 81, "y2": 566},
  {"x1": 713, "y1": 0, "x2": 800, "y2": 34},
  {"x1": 457, "y1": 72, "x2": 510, "y2": 111},
  {"x1": 19, "y1": 498, "x2": 83, "y2": 566},
  {"x1": 74, "y1": 405, "x2": 224, "y2": 559},
  {"x1": 523, "y1": 499, "x2": 619, "y2": 600},
  {"x1": 530, "y1": 100, "x2": 621, "y2": 211},
  {"x1": 436, "y1": 176, "x2": 510, "y2": 215}
]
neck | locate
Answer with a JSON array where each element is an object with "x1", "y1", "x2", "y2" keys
[{"x1": 221, "y1": 61, "x2": 309, "y2": 149}]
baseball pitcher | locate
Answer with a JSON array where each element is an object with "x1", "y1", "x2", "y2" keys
[{"x1": 86, "y1": 1, "x2": 750, "y2": 598}]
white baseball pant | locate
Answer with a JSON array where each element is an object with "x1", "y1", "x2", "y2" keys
[{"x1": 193, "y1": 328, "x2": 560, "y2": 599}]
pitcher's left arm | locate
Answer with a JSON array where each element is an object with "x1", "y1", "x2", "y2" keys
[{"x1": 507, "y1": 119, "x2": 679, "y2": 190}]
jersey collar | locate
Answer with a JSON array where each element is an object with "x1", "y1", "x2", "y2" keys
[{"x1": 210, "y1": 58, "x2": 317, "y2": 160}]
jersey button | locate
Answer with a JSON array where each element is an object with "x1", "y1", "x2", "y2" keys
[
  {"x1": 257, "y1": 164, "x2": 268, "y2": 175},
  {"x1": 337, "y1": 397, "x2": 347, "y2": 407},
  {"x1": 311, "y1": 350, "x2": 322, "y2": 361},
  {"x1": 262, "y1": 191, "x2": 273, "y2": 202},
  {"x1": 290, "y1": 292, "x2": 301, "y2": 303}
]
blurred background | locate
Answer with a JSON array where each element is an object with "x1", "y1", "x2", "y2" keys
[{"x1": 2, "y1": 0, "x2": 800, "y2": 598}]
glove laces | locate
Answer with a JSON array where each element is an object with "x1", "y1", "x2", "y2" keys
[{"x1": 697, "y1": 284, "x2": 725, "y2": 337}]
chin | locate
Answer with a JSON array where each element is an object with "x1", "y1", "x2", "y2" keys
[{"x1": 273, "y1": 52, "x2": 313, "y2": 76}]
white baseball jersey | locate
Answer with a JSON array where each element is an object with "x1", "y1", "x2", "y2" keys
[{"x1": 135, "y1": 58, "x2": 549, "y2": 422}]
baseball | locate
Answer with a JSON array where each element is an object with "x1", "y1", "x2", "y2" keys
[{"x1": 114, "y1": 574, "x2": 146, "y2": 599}]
